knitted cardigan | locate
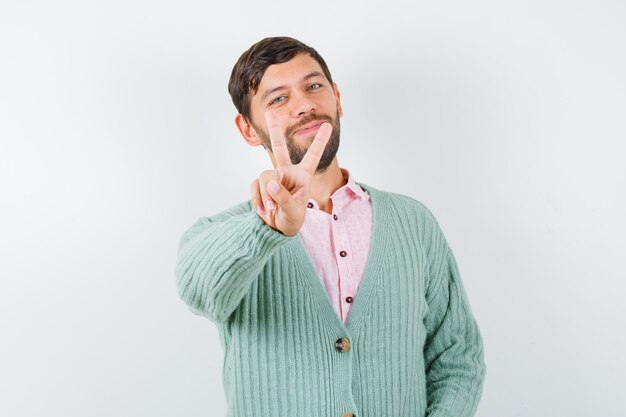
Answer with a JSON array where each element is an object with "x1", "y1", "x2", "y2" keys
[{"x1": 175, "y1": 182, "x2": 486, "y2": 417}]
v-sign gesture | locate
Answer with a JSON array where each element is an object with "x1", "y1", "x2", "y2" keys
[{"x1": 250, "y1": 110, "x2": 332, "y2": 237}]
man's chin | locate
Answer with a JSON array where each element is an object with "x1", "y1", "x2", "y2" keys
[{"x1": 299, "y1": 134, "x2": 318, "y2": 144}]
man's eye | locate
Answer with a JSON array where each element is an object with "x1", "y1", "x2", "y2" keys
[
  {"x1": 308, "y1": 83, "x2": 321, "y2": 90},
  {"x1": 271, "y1": 96, "x2": 285, "y2": 105}
]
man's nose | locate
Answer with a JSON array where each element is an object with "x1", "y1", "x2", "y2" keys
[{"x1": 290, "y1": 91, "x2": 316, "y2": 117}]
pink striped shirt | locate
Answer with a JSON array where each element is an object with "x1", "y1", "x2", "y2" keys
[{"x1": 298, "y1": 167, "x2": 373, "y2": 324}]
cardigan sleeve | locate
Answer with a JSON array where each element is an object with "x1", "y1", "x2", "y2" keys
[
  {"x1": 175, "y1": 201, "x2": 294, "y2": 324},
  {"x1": 422, "y1": 215, "x2": 486, "y2": 417}
]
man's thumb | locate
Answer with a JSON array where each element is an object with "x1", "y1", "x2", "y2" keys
[
  {"x1": 268, "y1": 179, "x2": 280, "y2": 194},
  {"x1": 267, "y1": 169, "x2": 290, "y2": 206}
]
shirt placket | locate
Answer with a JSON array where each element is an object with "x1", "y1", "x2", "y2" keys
[{"x1": 331, "y1": 204, "x2": 354, "y2": 323}]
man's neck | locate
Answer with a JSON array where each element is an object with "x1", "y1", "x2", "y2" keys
[{"x1": 309, "y1": 158, "x2": 346, "y2": 214}]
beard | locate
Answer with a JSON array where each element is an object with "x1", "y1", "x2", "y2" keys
[{"x1": 254, "y1": 110, "x2": 341, "y2": 174}]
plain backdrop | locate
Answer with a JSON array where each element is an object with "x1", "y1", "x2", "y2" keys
[{"x1": 1, "y1": 1, "x2": 625, "y2": 416}]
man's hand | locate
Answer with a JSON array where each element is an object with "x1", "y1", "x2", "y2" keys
[{"x1": 250, "y1": 111, "x2": 332, "y2": 237}]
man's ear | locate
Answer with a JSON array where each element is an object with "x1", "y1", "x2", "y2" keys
[
  {"x1": 235, "y1": 114, "x2": 265, "y2": 147},
  {"x1": 333, "y1": 83, "x2": 343, "y2": 118}
]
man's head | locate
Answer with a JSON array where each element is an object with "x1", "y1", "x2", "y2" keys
[{"x1": 228, "y1": 36, "x2": 343, "y2": 173}]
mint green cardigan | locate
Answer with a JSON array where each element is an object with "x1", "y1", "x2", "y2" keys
[{"x1": 175, "y1": 183, "x2": 486, "y2": 417}]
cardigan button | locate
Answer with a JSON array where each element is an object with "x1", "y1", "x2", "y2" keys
[
  {"x1": 345, "y1": 296, "x2": 353, "y2": 303},
  {"x1": 339, "y1": 250, "x2": 347, "y2": 257},
  {"x1": 307, "y1": 202, "x2": 314, "y2": 208},
  {"x1": 333, "y1": 214, "x2": 338, "y2": 220},
  {"x1": 335, "y1": 338, "x2": 351, "y2": 352},
  {"x1": 342, "y1": 413, "x2": 355, "y2": 417}
]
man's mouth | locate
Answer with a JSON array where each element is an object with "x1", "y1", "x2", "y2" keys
[{"x1": 294, "y1": 122, "x2": 323, "y2": 135}]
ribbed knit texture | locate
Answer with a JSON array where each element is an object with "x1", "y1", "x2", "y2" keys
[{"x1": 175, "y1": 183, "x2": 486, "y2": 417}]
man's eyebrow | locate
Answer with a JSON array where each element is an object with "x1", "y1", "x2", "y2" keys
[{"x1": 260, "y1": 71, "x2": 325, "y2": 102}]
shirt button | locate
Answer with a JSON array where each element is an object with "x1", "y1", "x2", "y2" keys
[
  {"x1": 342, "y1": 413, "x2": 355, "y2": 417},
  {"x1": 307, "y1": 202, "x2": 314, "y2": 208},
  {"x1": 339, "y1": 250, "x2": 347, "y2": 257},
  {"x1": 333, "y1": 214, "x2": 338, "y2": 220},
  {"x1": 335, "y1": 338, "x2": 351, "y2": 352},
  {"x1": 345, "y1": 296, "x2": 353, "y2": 303}
]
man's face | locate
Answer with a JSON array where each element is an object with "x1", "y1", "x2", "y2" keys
[{"x1": 247, "y1": 53, "x2": 343, "y2": 173}]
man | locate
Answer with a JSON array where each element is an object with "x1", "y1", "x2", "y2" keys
[{"x1": 175, "y1": 36, "x2": 486, "y2": 417}]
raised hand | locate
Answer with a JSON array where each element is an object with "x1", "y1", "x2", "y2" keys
[{"x1": 250, "y1": 110, "x2": 332, "y2": 237}]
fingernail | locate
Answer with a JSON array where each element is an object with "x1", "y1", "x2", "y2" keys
[
  {"x1": 269, "y1": 181, "x2": 279, "y2": 193},
  {"x1": 265, "y1": 199, "x2": 275, "y2": 210}
]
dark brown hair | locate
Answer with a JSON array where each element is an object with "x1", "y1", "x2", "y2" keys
[{"x1": 228, "y1": 36, "x2": 334, "y2": 121}]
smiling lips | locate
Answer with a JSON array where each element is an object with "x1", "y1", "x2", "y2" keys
[{"x1": 294, "y1": 122, "x2": 323, "y2": 135}]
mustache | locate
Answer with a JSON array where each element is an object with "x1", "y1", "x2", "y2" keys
[{"x1": 286, "y1": 114, "x2": 333, "y2": 137}]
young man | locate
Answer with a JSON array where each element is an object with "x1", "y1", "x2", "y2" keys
[{"x1": 175, "y1": 37, "x2": 486, "y2": 417}]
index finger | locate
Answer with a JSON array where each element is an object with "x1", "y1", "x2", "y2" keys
[
  {"x1": 299, "y1": 122, "x2": 332, "y2": 174},
  {"x1": 265, "y1": 110, "x2": 292, "y2": 167}
]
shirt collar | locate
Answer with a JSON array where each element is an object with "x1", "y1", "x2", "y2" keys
[
  {"x1": 338, "y1": 167, "x2": 370, "y2": 201},
  {"x1": 306, "y1": 167, "x2": 370, "y2": 210}
]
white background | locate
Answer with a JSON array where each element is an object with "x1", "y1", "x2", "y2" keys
[{"x1": 1, "y1": 1, "x2": 625, "y2": 416}]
